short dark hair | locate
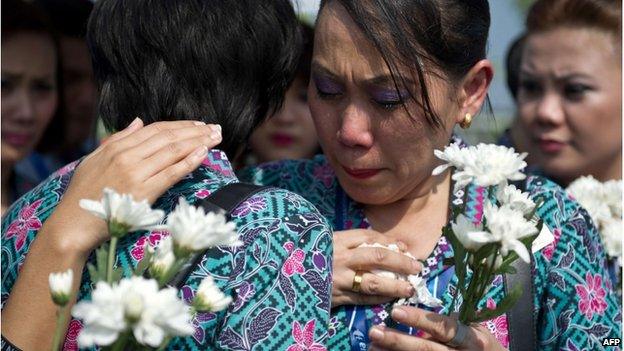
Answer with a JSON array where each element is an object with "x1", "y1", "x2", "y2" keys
[
  {"x1": 319, "y1": 0, "x2": 491, "y2": 128},
  {"x1": 35, "y1": 0, "x2": 93, "y2": 38},
  {"x1": 87, "y1": 0, "x2": 301, "y2": 157},
  {"x1": 505, "y1": 34, "x2": 526, "y2": 101},
  {"x1": 2, "y1": 0, "x2": 66, "y2": 153}
]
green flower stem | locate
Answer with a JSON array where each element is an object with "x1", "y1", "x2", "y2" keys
[
  {"x1": 107, "y1": 330, "x2": 131, "y2": 351},
  {"x1": 51, "y1": 305, "x2": 67, "y2": 351},
  {"x1": 157, "y1": 258, "x2": 187, "y2": 288},
  {"x1": 155, "y1": 336, "x2": 173, "y2": 351},
  {"x1": 107, "y1": 237, "x2": 119, "y2": 284}
]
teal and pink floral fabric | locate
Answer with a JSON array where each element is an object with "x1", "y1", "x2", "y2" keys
[
  {"x1": 2, "y1": 150, "x2": 333, "y2": 351},
  {"x1": 240, "y1": 153, "x2": 622, "y2": 351}
]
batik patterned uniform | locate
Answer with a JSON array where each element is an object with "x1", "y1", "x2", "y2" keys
[
  {"x1": 2, "y1": 150, "x2": 333, "y2": 351},
  {"x1": 240, "y1": 154, "x2": 622, "y2": 351}
]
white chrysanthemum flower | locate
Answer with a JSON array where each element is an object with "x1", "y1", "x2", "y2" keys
[
  {"x1": 72, "y1": 281, "x2": 127, "y2": 347},
  {"x1": 73, "y1": 277, "x2": 193, "y2": 348},
  {"x1": 460, "y1": 144, "x2": 527, "y2": 189},
  {"x1": 432, "y1": 142, "x2": 468, "y2": 176},
  {"x1": 128, "y1": 282, "x2": 194, "y2": 347},
  {"x1": 149, "y1": 236, "x2": 176, "y2": 280},
  {"x1": 567, "y1": 176, "x2": 613, "y2": 227},
  {"x1": 167, "y1": 197, "x2": 241, "y2": 255},
  {"x1": 49, "y1": 269, "x2": 73, "y2": 306},
  {"x1": 433, "y1": 143, "x2": 527, "y2": 191},
  {"x1": 79, "y1": 188, "x2": 165, "y2": 237},
  {"x1": 483, "y1": 202, "x2": 538, "y2": 263},
  {"x1": 603, "y1": 179, "x2": 622, "y2": 218},
  {"x1": 451, "y1": 214, "x2": 495, "y2": 251},
  {"x1": 194, "y1": 276, "x2": 233, "y2": 312},
  {"x1": 496, "y1": 184, "x2": 536, "y2": 216},
  {"x1": 601, "y1": 219, "x2": 622, "y2": 259}
]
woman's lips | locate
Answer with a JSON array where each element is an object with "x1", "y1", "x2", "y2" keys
[
  {"x1": 2, "y1": 132, "x2": 32, "y2": 147},
  {"x1": 270, "y1": 133, "x2": 294, "y2": 147},
  {"x1": 538, "y1": 139, "x2": 565, "y2": 153},
  {"x1": 342, "y1": 166, "x2": 380, "y2": 179}
]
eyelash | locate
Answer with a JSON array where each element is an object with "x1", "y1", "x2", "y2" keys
[{"x1": 372, "y1": 98, "x2": 403, "y2": 110}]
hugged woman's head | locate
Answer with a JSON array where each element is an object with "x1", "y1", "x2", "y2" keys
[
  {"x1": 517, "y1": 0, "x2": 621, "y2": 184},
  {"x1": 311, "y1": 0, "x2": 493, "y2": 204},
  {"x1": 87, "y1": 0, "x2": 301, "y2": 158}
]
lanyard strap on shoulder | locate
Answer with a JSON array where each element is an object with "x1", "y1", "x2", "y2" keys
[
  {"x1": 169, "y1": 182, "x2": 270, "y2": 289},
  {"x1": 504, "y1": 179, "x2": 536, "y2": 351}
]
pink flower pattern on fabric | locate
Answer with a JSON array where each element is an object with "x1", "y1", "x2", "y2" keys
[
  {"x1": 313, "y1": 164, "x2": 334, "y2": 188},
  {"x1": 575, "y1": 272, "x2": 608, "y2": 320},
  {"x1": 62, "y1": 319, "x2": 82, "y2": 351},
  {"x1": 130, "y1": 230, "x2": 169, "y2": 261},
  {"x1": 5, "y1": 199, "x2": 43, "y2": 251},
  {"x1": 481, "y1": 298, "x2": 509, "y2": 348},
  {"x1": 541, "y1": 228, "x2": 562, "y2": 261},
  {"x1": 286, "y1": 319, "x2": 326, "y2": 351},
  {"x1": 282, "y1": 241, "x2": 305, "y2": 277},
  {"x1": 195, "y1": 189, "x2": 210, "y2": 199}
]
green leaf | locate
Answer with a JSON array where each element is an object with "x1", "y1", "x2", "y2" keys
[
  {"x1": 133, "y1": 248, "x2": 153, "y2": 276},
  {"x1": 88, "y1": 244, "x2": 111, "y2": 283},
  {"x1": 473, "y1": 284, "x2": 523, "y2": 323}
]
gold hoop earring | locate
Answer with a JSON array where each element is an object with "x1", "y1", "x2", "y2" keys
[{"x1": 460, "y1": 113, "x2": 472, "y2": 129}]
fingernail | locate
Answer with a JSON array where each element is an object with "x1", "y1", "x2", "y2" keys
[
  {"x1": 128, "y1": 117, "x2": 141, "y2": 128},
  {"x1": 215, "y1": 124, "x2": 222, "y2": 133},
  {"x1": 193, "y1": 146, "x2": 208, "y2": 158},
  {"x1": 194, "y1": 121, "x2": 206, "y2": 126},
  {"x1": 392, "y1": 307, "x2": 407, "y2": 321},
  {"x1": 369, "y1": 326, "x2": 384, "y2": 341},
  {"x1": 210, "y1": 130, "x2": 222, "y2": 140},
  {"x1": 396, "y1": 241, "x2": 408, "y2": 252},
  {"x1": 404, "y1": 284, "x2": 415, "y2": 297}
]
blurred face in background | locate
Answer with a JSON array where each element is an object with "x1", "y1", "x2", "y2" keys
[
  {"x1": 60, "y1": 37, "x2": 96, "y2": 149},
  {"x1": 248, "y1": 76, "x2": 318, "y2": 162},
  {"x1": 1, "y1": 31, "x2": 58, "y2": 165},
  {"x1": 517, "y1": 27, "x2": 622, "y2": 184}
]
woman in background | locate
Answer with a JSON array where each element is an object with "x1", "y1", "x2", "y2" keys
[
  {"x1": 1, "y1": 0, "x2": 65, "y2": 214},
  {"x1": 243, "y1": 23, "x2": 319, "y2": 167},
  {"x1": 515, "y1": 0, "x2": 621, "y2": 186}
]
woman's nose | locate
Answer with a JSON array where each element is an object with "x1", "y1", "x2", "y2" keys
[
  {"x1": 6, "y1": 89, "x2": 36, "y2": 123},
  {"x1": 337, "y1": 104, "x2": 373, "y2": 148},
  {"x1": 535, "y1": 92, "x2": 565, "y2": 126}
]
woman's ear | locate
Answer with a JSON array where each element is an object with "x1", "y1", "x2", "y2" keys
[{"x1": 455, "y1": 59, "x2": 494, "y2": 124}]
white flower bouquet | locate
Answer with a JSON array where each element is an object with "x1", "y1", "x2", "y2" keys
[
  {"x1": 49, "y1": 189, "x2": 241, "y2": 351},
  {"x1": 566, "y1": 176, "x2": 622, "y2": 293},
  {"x1": 433, "y1": 143, "x2": 543, "y2": 324}
]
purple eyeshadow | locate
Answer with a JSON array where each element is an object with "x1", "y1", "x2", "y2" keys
[
  {"x1": 313, "y1": 75, "x2": 343, "y2": 94},
  {"x1": 370, "y1": 88, "x2": 409, "y2": 102}
]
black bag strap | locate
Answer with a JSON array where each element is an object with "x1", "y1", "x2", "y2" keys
[
  {"x1": 504, "y1": 257, "x2": 536, "y2": 351},
  {"x1": 504, "y1": 179, "x2": 537, "y2": 351},
  {"x1": 169, "y1": 182, "x2": 270, "y2": 289}
]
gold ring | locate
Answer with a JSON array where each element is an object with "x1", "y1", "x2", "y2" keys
[{"x1": 352, "y1": 270, "x2": 364, "y2": 293}]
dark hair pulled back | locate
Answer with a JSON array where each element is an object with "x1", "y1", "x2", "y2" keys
[{"x1": 319, "y1": 0, "x2": 490, "y2": 128}]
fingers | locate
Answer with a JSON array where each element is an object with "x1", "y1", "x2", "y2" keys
[
  {"x1": 348, "y1": 247, "x2": 422, "y2": 276},
  {"x1": 369, "y1": 326, "x2": 454, "y2": 351},
  {"x1": 126, "y1": 125, "x2": 221, "y2": 159},
  {"x1": 390, "y1": 306, "x2": 458, "y2": 344},
  {"x1": 132, "y1": 125, "x2": 221, "y2": 179},
  {"x1": 142, "y1": 145, "x2": 209, "y2": 202},
  {"x1": 110, "y1": 120, "x2": 212, "y2": 152},
  {"x1": 101, "y1": 117, "x2": 144, "y2": 145}
]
